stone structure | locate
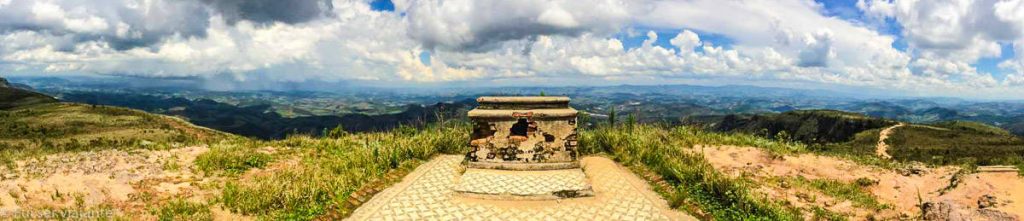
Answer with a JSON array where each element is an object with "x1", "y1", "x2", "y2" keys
[
  {"x1": 346, "y1": 96, "x2": 695, "y2": 219},
  {"x1": 456, "y1": 96, "x2": 593, "y2": 200},
  {"x1": 465, "y1": 96, "x2": 579, "y2": 170}
]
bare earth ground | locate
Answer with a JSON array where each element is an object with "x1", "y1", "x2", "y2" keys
[
  {"x1": 348, "y1": 155, "x2": 696, "y2": 220},
  {"x1": 0, "y1": 146, "x2": 250, "y2": 220},
  {"x1": 696, "y1": 145, "x2": 1023, "y2": 220}
]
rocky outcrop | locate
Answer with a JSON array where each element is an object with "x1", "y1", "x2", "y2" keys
[{"x1": 922, "y1": 199, "x2": 1018, "y2": 221}]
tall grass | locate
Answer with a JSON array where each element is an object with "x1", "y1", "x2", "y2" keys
[
  {"x1": 195, "y1": 142, "x2": 274, "y2": 175},
  {"x1": 217, "y1": 123, "x2": 468, "y2": 219},
  {"x1": 789, "y1": 176, "x2": 888, "y2": 210},
  {"x1": 579, "y1": 124, "x2": 802, "y2": 220},
  {"x1": 153, "y1": 198, "x2": 212, "y2": 221}
]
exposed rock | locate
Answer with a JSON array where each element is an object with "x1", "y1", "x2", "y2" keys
[
  {"x1": 923, "y1": 199, "x2": 1020, "y2": 221},
  {"x1": 977, "y1": 209, "x2": 1019, "y2": 221},
  {"x1": 898, "y1": 164, "x2": 928, "y2": 176},
  {"x1": 978, "y1": 194, "x2": 998, "y2": 209},
  {"x1": 922, "y1": 200, "x2": 969, "y2": 221}
]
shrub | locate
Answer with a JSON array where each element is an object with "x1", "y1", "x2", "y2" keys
[
  {"x1": 801, "y1": 177, "x2": 887, "y2": 210},
  {"x1": 195, "y1": 143, "x2": 273, "y2": 174},
  {"x1": 153, "y1": 198, "x2": 211, "y2": 221}
]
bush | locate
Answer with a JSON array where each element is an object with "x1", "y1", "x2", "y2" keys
[
  {"x1": 195, "y1": 143, "x2": 273, "y2": 174},
  {"x1": 153, "y1": 198, "x2": 211, "y2": 221},
  {"x1": 802, "y1": 177, "x2": 887, "y2": 210}
]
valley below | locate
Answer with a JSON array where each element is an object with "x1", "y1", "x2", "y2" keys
[{"x1": 2, "y1": 77, "x2": 1024, "y2": 220}]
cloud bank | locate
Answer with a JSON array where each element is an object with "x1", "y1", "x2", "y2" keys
[{"x1": 0, "y1": 0, "x2": 1023, "y2": 99}]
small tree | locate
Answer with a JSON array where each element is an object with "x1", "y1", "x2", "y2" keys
[
  {"x1": 326, "y1": 124, "x2": 347, "y2": 139},
  {"x1": 608, "y1": 107, "x2": 617, "y2": 127},
  {"x1": 626, "y1": 112, "x2": 637, "y2": 131},
  {"x1": 539, "y1": 91, "x2": 546, "y2": 96},
  {"x1": 579, "y1": 112, "x2": 592, "y2": 129}
]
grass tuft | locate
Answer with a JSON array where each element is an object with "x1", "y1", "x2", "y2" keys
[
  {"x1": 195, "y1": 142, "x2": 273, "y2": 175},
  {"x1": 153, "y1": 198, "x2": 212, "y2": 221}
]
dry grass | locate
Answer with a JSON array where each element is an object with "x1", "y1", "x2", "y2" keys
[
  {"x1": 213, "y1": 123, "x2": 468, "y2": 219},
  {"x1": 0, "y1": 102, "x2": 228, "y2": 168},
  {"x1": 579, "y1": 124, "x2": 804, "y2": 220}
]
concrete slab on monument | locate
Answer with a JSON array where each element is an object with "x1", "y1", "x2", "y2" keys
[{"x1": 454, "y1": 168, "x2": 594, "y2": 200}]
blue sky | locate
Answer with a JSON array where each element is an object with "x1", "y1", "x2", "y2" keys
[
  {"x1": 812, "y1": 0, "x2": 1016, "y2": 79},
  {"x1": 0, "y1": 0, "x2": 1022, "y2": 99}
]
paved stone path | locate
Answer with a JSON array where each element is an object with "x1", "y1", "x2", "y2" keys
[
  {"x1": 347, "y1": 155, "x2": 695, "y2": 220},
  {"x1": 454, "y1": 168, "x2": 591, "y2": 197}
]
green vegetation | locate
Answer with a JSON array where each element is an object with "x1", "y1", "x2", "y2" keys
[
  {"x1": 0, "y1": 84, "x2": 57, "y2": 109},
  {"x1": 56, "y1": 91, "x2": 474, "y2": 139},
  {"x1": 713, "y1": 110, "x2": 896, "y2": 144},
  {"x1": 579, "y1": 124, "x2": 803, "y2": 220},
  {"x1": 884, "y1": 123, "x2": 1024, "y2": 166},
  {"x1": 153, "y1": 198, "x2": 212, "y2": 221},
  {"x1": 217, "y1": 124, "x2": 468, "y2": 219},
  {"x1": 0, "y1": 102, "x2": 226, "y2": 167},
  {"x1": 762, "y1": 115, "x2": 1024, "y2": 171},
  {"x1": 5, "y1": 94, "x2": 1008, "y2": 219},
  {"x1": 195, "y1": 143, "x2": 273, "y2": 174},
  {"x1": 812, "y1": 128, "x2": 910, "y2": 169},
  {"x1": 206, "y1": 122, "x2": 816, "y2": 220},
  {"x1": 933, "y1": 120, "x2": 1014, "y2": 136},
  {"x1": 792, "y1": 177, "x2": 887, "y2": 210},
  {"x1": 809, "y1": 206, "x2": 846, "y2": 221}
]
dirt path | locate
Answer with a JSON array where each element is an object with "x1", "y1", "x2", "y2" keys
[
  {"x1": 696, "y1": 145, "x2": 1022, "y2": 220},
  {"x1": 876, "y1": 123, "x2": 905, "y2": 159}
]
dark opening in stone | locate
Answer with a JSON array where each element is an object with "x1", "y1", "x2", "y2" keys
[{"x1": 510, "y1": 118, "x2": 529, "y2": 136}]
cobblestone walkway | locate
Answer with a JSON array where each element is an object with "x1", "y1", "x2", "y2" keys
[
  {"x1": 347, "y1": 155, "x2": 696, "y2": 220},
  {"x1": 454, "y1": 168, "x2": 591, "y2": 197}
]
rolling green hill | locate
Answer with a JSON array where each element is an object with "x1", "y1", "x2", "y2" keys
[
  {"x1": 0, "y1": 102, "x2": 229, "y2": 165},
  {"x1": 884, "y1": 122, "x2": 1024, "y2": 165},
  {"x1": 709, "y1": 110, "x2": 897, "y2": 144},
  {"x1": 826, "y1": 120, "x2": 1024, "y2": 167},
  {"x1": 0, "y1": 77, "x2": 57, "y2": 109},
  {"x1": 697, "y1": 109, "x2": 1024, "y2": 167}
]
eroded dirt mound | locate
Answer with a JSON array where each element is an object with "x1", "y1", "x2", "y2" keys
[
  {"x1": 695, "y1": 145, "x2": 1023, "y2": 220},
  {"x1": 0, "y1": 146, "x2": 243, "y2": 219}
]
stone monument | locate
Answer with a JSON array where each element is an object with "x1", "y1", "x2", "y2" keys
[{"x1": 455, "y1": 96, "x2": 592, "y2": 199}]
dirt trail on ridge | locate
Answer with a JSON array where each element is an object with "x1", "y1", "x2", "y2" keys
[{"x1": 876, "y1": 123, "x2": 905, "y2": 159}]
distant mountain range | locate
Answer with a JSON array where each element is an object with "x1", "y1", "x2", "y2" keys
[
  {"x1": 57, "y1": 92, "x2": 474, "y2": 139},
  {"x1": 7, "y1": 75, "x2": 1024, "y2": 138}
]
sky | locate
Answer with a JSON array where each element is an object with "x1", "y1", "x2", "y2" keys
[{"x1": 0, "y1": 0, "x2": 1023, "y2": 99}]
